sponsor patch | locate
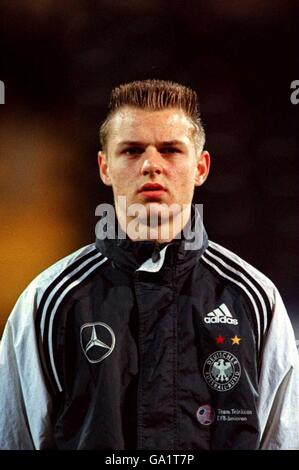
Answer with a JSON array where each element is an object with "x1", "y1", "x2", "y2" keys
[
  {"x1": 80, "y1": 322, "x2": 115, "y2": 364},
  {"x1": 196, "y1": 404, "x2": 215, "y2": 426}
]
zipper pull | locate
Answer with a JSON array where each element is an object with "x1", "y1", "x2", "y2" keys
[{"x1": 152, "y1": 241, "x2": 161, "y2": 263}]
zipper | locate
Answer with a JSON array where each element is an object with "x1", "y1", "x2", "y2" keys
[{"x1": 151, "y1": 241, "x2": 161, "y2": 263}]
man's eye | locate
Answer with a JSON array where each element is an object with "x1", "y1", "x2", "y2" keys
[
  {"x1": 160, "y1": 147, "x2": 180, "y2": 154},
  {"x1": 123, "y1": 147, "x2": 144, "y2": 155}
]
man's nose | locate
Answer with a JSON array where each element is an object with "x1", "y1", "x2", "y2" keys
[{"x1": 141, "y1": 147, "x2": 163, "y2": 175}]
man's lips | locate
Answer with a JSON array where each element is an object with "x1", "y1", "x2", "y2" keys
[
  {"x1": 138, "y1": 183, "x2": 167, "y2": 199},
  {"x1": 138, "y1": 183, "x2": 166, "y2": 192}
]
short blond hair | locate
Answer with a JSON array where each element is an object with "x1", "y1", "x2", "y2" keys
[{"x1": 99, "y1": 79, "x2": 205, "y2": 151}]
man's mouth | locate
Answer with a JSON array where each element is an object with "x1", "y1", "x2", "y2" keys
[{"x1": 138, "y1": 183, "x2": 167, "y2": 198}]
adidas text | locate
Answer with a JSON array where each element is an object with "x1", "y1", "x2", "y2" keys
[
  {"x1": 204, "y1": 316, "x2": 238, "y2": 325},
  {"x1": 204, "y1": 304, "x2": 239, "y2": 325}
]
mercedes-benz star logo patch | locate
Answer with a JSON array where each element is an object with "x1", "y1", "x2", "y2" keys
[{"x1": 80, "y1": 322, "x2": 116, "y2": 364}]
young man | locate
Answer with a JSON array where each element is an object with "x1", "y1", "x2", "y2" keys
[{"x1": 0, "y1": 80, "x2": 298, "y2": 450}]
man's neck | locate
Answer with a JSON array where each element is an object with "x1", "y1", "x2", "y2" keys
[{"x1": 116, "y1": 204, "x2": 192, "y2": 243}]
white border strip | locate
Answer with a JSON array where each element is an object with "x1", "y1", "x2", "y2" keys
[
  {"x1": 48, "y1": 256, "x2": 108, "y2": 392},
  {"x1": 40, "y1": 250, "x2": 101, "y2": 337},
  {"x1": 202, "y1": 254, "x2": 261, "y2": 351},
  {"x1": 206, "y1": 247, "x2": 268, "y2": 334}
]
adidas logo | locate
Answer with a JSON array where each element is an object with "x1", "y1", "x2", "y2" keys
[{"x1": 204, "y1": 303, "x2": 238, "y2": 325}]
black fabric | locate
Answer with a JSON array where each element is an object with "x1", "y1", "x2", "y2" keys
[{"x1": 47, "y1": 207, "x2": 261, "y2": 449}]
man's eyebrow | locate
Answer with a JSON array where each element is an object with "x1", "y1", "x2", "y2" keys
[
  {"x1": 116, "y1": 141, "x2": 145, "y2": 148},
  {"x1": 159, "y1": 140, "x2": 186, "y2": 146}
]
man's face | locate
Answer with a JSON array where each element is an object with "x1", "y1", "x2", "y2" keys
[{"x1": 98, "y1": 107, "x2": 210, "y2": 233}]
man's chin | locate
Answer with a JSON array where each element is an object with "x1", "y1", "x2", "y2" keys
[{"x1": 142, "y1": 202, "x2": 173, "y2": 224}]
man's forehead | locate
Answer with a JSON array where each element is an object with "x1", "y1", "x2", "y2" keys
[{"x1": 109, "y1": 107, "x2": 194, "y2": 140}]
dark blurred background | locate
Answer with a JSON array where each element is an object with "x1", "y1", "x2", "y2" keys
[{"x1": 0, "y1": 0, "x2": 298, "y2": 338}]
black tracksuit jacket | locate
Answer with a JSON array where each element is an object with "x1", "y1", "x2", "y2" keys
[{"x1": 0, "y1": 212, "x2": 298, "y2": 450}]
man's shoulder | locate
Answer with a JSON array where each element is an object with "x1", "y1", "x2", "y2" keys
[
  {"x1": 32, "y1": 243, "x2": 98, "y2": 288},
  {"x1": 20, "y1": 243, "x2": 105, "y2": 305},
  {"x1": 203, "y1": 240, "x2": 276, "y2": 301},
  {"x1": 8, "y1": 243, "x2": 106, "y2": 328}
]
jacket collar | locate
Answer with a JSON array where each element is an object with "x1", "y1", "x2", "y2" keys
[{"x1": 95, "y1": 204, "x2": 208, "y2": 275}]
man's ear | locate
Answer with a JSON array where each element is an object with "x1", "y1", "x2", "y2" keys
[
  {"x1": 194, "y1": 150, "x2": 210, "y2": 187},
  {"x1": 98, "y1": 151, "x2": 112, "y2": 186}
]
